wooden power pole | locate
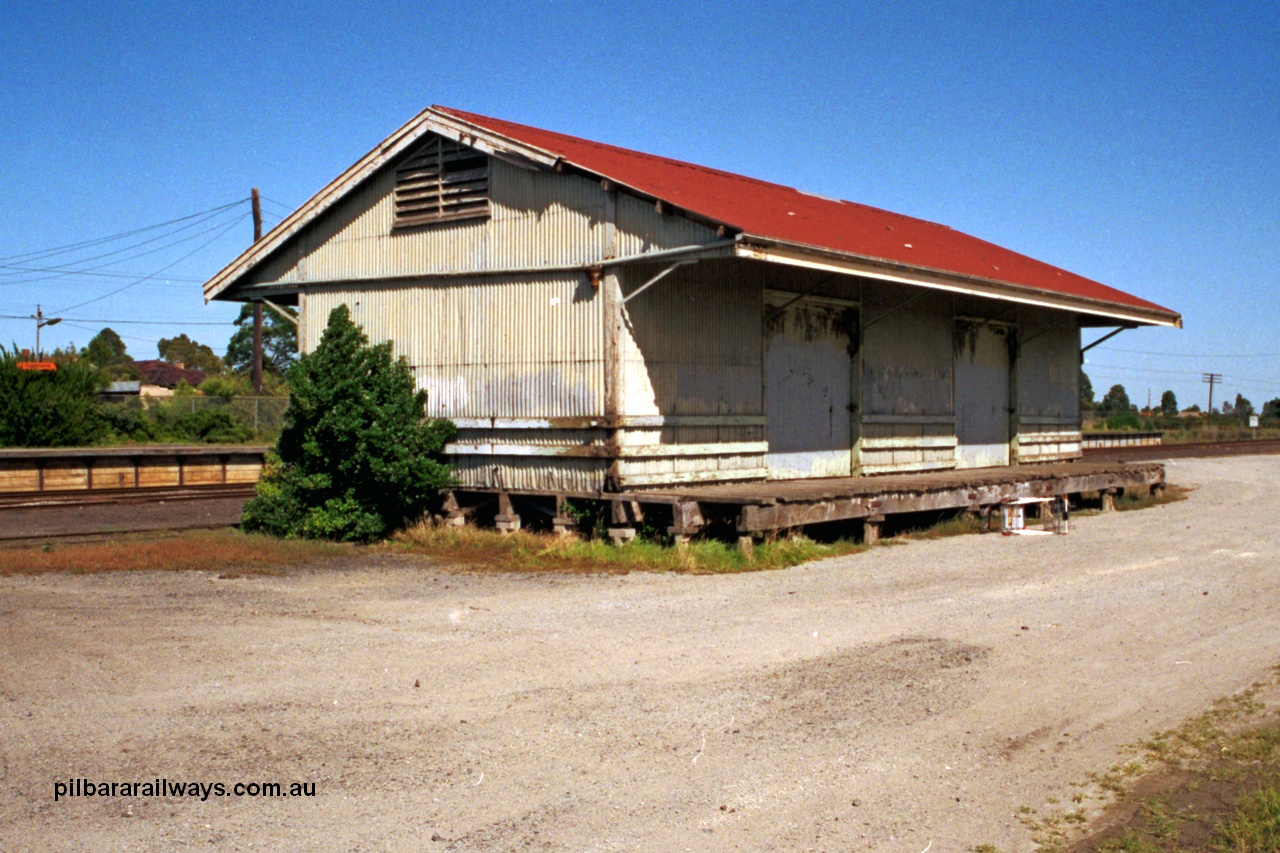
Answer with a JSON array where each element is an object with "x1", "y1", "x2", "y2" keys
[
  {"x1": 1202, "y1": 372, "x2": 1222, "y2": 414},
  {"x1": 251, "y1": 188, "x2": 264, "y2": 395}
]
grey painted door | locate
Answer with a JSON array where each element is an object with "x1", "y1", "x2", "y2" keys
[
  {"x1": 764, "y1": 293, "x2": 856, "y2": 479},
  {"x1": 954, "y1": 322, "x2": 1011, "y2": 468}
]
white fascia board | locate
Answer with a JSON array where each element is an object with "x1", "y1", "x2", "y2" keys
[
  {"x1": 735, "y1": 240, "x2": 1182, "y2": 328},
  {"x1": 202, "y1": 108, "x2": 561, "y2": 303}
]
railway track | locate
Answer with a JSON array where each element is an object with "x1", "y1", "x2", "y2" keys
[{"x1": 0, "y1": 483, "x2": 256, "y2": 510}]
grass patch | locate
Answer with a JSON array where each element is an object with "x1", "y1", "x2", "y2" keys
[
  {"x1": 395, "y1": 521, "x2": 868, "y2": 574},
  {"x1": 0, "y1": 529, "x2": 352, "y2": 576},
  {"x1": 1053, "y1": 670, "x2": 1280, "y2": 852},
  {"x1": 1216, "y1": 780, "x2": 1280, "y2": 851},
  {"x1": 1115, "y1": 484, "x2": 1191, "y2": 512},
  {"x1": 901, "y1": 510, "x2": 985, "y2": 540}
]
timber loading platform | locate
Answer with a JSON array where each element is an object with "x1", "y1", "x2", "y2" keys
[{"x1": 445, "y1": 460, "x2": 1166, "y2": 546}]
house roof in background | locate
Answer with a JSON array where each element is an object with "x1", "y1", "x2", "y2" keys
[{"x1": 131, "y1": 360, "x2": 207, "y2": 389}]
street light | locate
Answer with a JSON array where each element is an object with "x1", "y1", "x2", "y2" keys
[{"x1": 31, "y1": 305, "x2": 61, "y2": 359}]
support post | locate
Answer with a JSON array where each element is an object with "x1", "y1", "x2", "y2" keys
[
  {"x1": 251, "y1": 188, "x2": 264, "y2": 395},
  {"x1": 607, "y1": 499, "x2": 636, "y2": 545},
  {"x1": 668, "y1": 500, "x2": 705, "y2": 547},
  {"x1": 736, "y1": 535, "x2": 755, "y2": 557},
  {"x1": 551, "y1": 494, "x2": 575, "y2": 537},
  {"x1": 441, "y1": 490, "x2": 467, "y2": 528},
  {"x1": 1100, "y1": 488, "x2": 1117, "y2": 512},
  {"x1": 863, "y1": 515, "x2": 885, "y2": 545},
  {"x1": 494, "y1": 491, "x2": 521, "y2": 534}
]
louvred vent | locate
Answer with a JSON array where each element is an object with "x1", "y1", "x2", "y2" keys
[{"x1": 393, "y1": 136, "x2": 490, "y2": 226}]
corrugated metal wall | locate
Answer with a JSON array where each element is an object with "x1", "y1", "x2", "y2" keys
[
  {"x1": 248, "y1": 142, "x2": 718, "y2": 289},
  {"x1": 859, "y1": 284, "x2": 957, "y2": 474},
  {"x1": 612, "y1": 259, "x2": 770, "y2": 486},
  {"x1": 303, "y1": 274, "x2": 604, "y2": 420},
  {"x1": 1014, "y1": 307, "x2": 1082, "y2": 463}
]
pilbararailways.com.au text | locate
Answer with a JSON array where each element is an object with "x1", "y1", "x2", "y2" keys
[{"x1": 54, "y1": 778, "x2": 316, "y2": 802}]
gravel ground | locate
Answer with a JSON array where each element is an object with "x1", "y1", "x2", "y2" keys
[{"x1": 1, "y1": 456, "x2": 1278, "y2": 852}]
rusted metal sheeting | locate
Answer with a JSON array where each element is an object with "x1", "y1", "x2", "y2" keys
[
  {"x1": 1012, "y1": 306, "x2": 1081, "y2": 463},
  {"x1": 451, "y1": 455, "x2": 607, "y2": 493},
  {"x1": 954, "y1": 321, "x2": 1011, "y2": 468},
  {"x1": 763, "y1": 290, "x2": 857, "y2": 479},
  {"x1": 859, "y1": 283, "x2": 956, "y2": 474},
  {"x1": 303, "y1": 273, "x2": 604, "y2": 420}
]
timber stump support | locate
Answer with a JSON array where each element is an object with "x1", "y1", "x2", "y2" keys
[
  {"x1": 607, "y1": 499, "x2": 636, "y2": 545},
  {"x1": 1151, "y1": 483, "x2": 1166, "y2": 500},
  {"x1": 495, "y1": 491, "x2": 521, "y2": 535},
  {"x1": 736, "y1": 535, "x2": 755, "y2": 557},
  {"x1": 551, "y1": 494, "x2": 575, "y2": 537},
  {"x1": 441, "y1": 490, "x2": 468, "y2": 528},
  {"x1": 1101, "y1": 488, "x2": 1117, "y2": 513},
  {"x1": 863, "y1": 515, "x2": 885, "y2": 545},
  {"x1": 668, "y1": 500, "x2": 705, "y2": 548}
]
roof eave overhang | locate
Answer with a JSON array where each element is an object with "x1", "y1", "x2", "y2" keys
[
  {"x1": 735, "y1": 237, "x2": 1183, "y2": 329},
  {"x1": 202, "y1": 107, "x2": 563, "y2": 302}
]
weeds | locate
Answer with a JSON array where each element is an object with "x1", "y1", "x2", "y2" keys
[
  {"x1": 1053, "y1": 671, "x2": 1280, "y2": 852},
  {"x1": 395, "y1": 520, "x2": 867, "y2": 574},
  {"x1": 1215, "y1": 779, "x2": 1280, "y2": 851},
  {"x1": 1114, "y1": 484, "x2": 1190, "y2": 512}
]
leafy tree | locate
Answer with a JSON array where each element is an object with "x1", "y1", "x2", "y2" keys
[
  {"x1": 1186, "y1": 404, "x2": 1201, "y2": 413},
  {"x1": 1221, "y1": 399, "x2": 1233, "y2": 415},
  {"x1": 1160, "y1": 390, "x2": 1178, "y2": 416},
  {"x1": 82, "y1": 328, "x2": 139, "y2": 380},
  {"x1": 1233, "y1": 393, "x2": 1253, "y2": 420},
  {"x1": 158, "y1": 333, "x2": 224, "y2": 374},
  {"x1": 199, "y1": 375, "x2": 253, "y2": 398},
  {"x1": 225, "y1": 303, "x2": 298, "y2": 377},
  {"x1": 0, "y1": 345, "x2": 108, "y2": 446},
  {"x1": 1263, "y1": 398, "x2": 1280, "y2": 420},
  {"x1": 1100, "y1": 384, "x2": 1130, "y2": 414},
  {"x1": 1079, "y1": 370, "x2": 1097, "y2": 411},
  {"x1": 241, "y1": 305, "x2": 455, "y2": 542},
  {"x1": 83, "y1": 328, "x2": 127, "y2": 366}
]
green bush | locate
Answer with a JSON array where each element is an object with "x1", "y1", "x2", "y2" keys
[
  {"x1": 1105, "y1": 409, "x2": 1143, "y2": 431},
  {"x1": 98, "y1": 404, "x2": 161, "y2": 442},
  {"x1": 169, "y1": 408, "x2": 256, "y2": 443},
  {"x1": 241, "y1": 305, "x2": 455, "y2": 542},
  {"x1": 0, "y1": 346, "x2": 108, "y2": 447}
]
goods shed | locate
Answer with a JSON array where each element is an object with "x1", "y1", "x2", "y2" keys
[{"x1": 204, "y1": 106, "x2": 1179, "y2": 498}]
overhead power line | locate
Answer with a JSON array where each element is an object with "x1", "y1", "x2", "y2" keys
[
  {"x1": 0, "y1": 199, "x2": 247, "y2": 266},
  {"x1": 51, "y1": 214, "x2": 249, "y2": 314},
  {"x1": 0, "y1": 206, "x2": 247, "y2": 286},
  {"x1": 0, "y1": 315, "x2": 233, "y2": 326}
]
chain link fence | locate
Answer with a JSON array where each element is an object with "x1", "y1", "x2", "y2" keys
[{"x1": 100, "y1": 396, "x2": 290, "y2": 441}]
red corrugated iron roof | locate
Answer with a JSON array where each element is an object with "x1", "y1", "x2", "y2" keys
[{"x1": 436, "y1": 106, "x2": 1177, "y2": 321}]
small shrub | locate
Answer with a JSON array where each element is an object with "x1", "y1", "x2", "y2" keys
[{"x1": 241, "y1": 305, "x2": 455, "y2": 542}]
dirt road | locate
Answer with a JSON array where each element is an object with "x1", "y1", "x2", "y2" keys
[{"x1": 2, "y1": 456, "x2": 1278, "y2": 852}]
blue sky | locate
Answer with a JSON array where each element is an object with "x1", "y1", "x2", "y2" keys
[{"x1": 1, "y1": 1, "x2": 1276, "y2": 410}]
